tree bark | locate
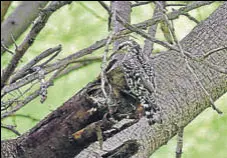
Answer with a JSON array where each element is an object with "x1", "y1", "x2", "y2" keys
[
  {"x1": 1, "y1": 2, "x2": 227, "y2": 158},
  {"x1": 1, "y1": 1, "x2": 48, "y2": 53},
  {"x1": 143, "y1": 1, "x2": 165, "y2": 56},
  {"x1": 76, "y1": 2, "x2": 227, "y2": 157},
  {"x1": 110, "y1": 1, "x2": 131, "y2": 50},
  {"x1": 1, "y1": 1, "x2": 12, "y2": 22}
]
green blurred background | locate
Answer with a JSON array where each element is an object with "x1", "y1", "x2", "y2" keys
[{"x1": 1, "y1": 2, "x2": 226, "y2": 158}]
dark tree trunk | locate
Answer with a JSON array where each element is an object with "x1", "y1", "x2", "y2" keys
[{"x1": 1, "y1": 2, "x2": 227, "y2": 158}]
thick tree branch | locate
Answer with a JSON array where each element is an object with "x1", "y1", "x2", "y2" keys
[
  {"x1": 76, "y1": 3, "x2": 227, "y2": 157},
  {"x1": 1, "y1": 1, "x2": 49, "y2": 53},
  {"x1": 110, "y1": 1, "x2": 131, "y2": 50},
  {"x1": 1, "y1": 1, "x2": 11, "y2": 22}
]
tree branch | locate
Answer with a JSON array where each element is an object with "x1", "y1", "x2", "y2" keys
[
  {"x1": 1, "y1": 1, "x2": 72, "y2": 90},
  {"x1": 98, "y1": 1, "x2": 110, "y2": 15},
  {"x1": 143, "y1": 1, "x2": 165, "y2": 56},
  {"x1": 1, "y1": 1, "x2": 219, "y2": 117},
  {"x1": 1, "y1": 124, "x2": 21, "y2": 136},
  {"x1": 76, "y1": 3, "x2": 227, "y2": 157},
  {"x1": 182, "y1": 12, "x2": 200, "y2": 24},
  {"x1": 1, "y1": 66, "x2": 66, "y2": 119},
  {"x1": 53, "y1": 1, "x2": 214, "y2": 67},
  {"x1": 110, "y1": 1, "x2": 131, "y2": 50},
  {"x1": 131, "y1": 1, "x2": 152, "y2": 8},
  {"x1": 1, "y1": 54, "x2": 101, "y2": 96},
  {"x1": 1, "y1": 1, "x2": 11, "y2": 22},
  {"x1": 9, "y1": 45, "x2": 62, "y2": 84},
  {"x1": 1, "y1": 1, "x2": 49, "y2": 53},
  {"x1": 9, "y1": 0, "x2": 209, "y2": 84}
]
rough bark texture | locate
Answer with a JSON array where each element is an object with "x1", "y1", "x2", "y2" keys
[
  {"x1": 1, "y1": 1, "x2": 48, "y2": 53},
  {"x1": 1, "y1": 2, "x2": 227, "y2": 158},
  {"x1": 143, "y1": 2, "x2": 165, "y2": 56},
  {"x1": 1, "y1": 94, "x2": 106, "y2": 158},
  {"x1": 76, "y1": 3, "x2": 227, "y2": 157},
  {"x1": 110, "y1": 1, "x2": 131, "y2": 50}
]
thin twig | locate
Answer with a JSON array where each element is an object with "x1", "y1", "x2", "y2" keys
[
  {"x1": 176, "y1": 127, "x2": 184, "y2": 158},
  {"x1": 180, "y1": 46, "x2": 227, "y2": 62},
  {"x1": 78, "y1": 2, "x2": 106, "y2": 21},
  {"x1": 39, "y1": 49, "x2": 61, "y2": 67},
  {"x1": 9, "y1": 114, "x2": 40, "y2": 122},
  {"x1": 185, "y1": 56, "x2": 223, "y2": 113},
  {"x1": 133, "y1": 1, "x2": 213, "y2": 30},
  {"x1": 56, "y1": 63, "x2": 89, "y2": 78},
  {"x1": 1, "y1": 81, "x2": 38, "y2": 110},
  {"x1": 1, "y1": 1, "x2": 72, "y2": 90},
  {"x1": 69, "y1": 56, "x2": 103, "y2": 63},
  {"x1": 1, "y1": 89, "x2": 40, "y2": 119},
  {"x1": 10, "y1": 33, "x2": 18, "y2": 49},
  {"x1": 166, "y1": 3, "x2": 187, "y2": 7},
  {"x1": 98, "y1": 1, "x2": 111, "y2": 30},
  {"x1": 49, "y1": 65, "x2": 68, "y2": 83},
  {"x1": 155, "y1": 1, "x2": 176, "y2": 43},
  {"x1": 1, "y1": 124, "x2": 21, "y2": 136},
  {"x1": 1, "y1": 99, "x2": 19, "y2": 111},
  {"x1": 56, "y1": 57, "x2": 103, "y2": 78},
  {"x1": 98, "y1": 1, "x2": 111, "y2": 14},
  {"x1": 1, "y1": 42, "x2": 14, "y2": 55},
  {"x1": 1, "y1": 55, "x2": 102, "y2": 96},
  {"x1": 182, "y1": 46, "x2": 227, "y2": 74},
  {"x1": 131, "y1": 1, "x2": 152, "y2": 7},
  {"x1": 116, "y1": 13, "x2": 180, "y2": 52},
  {"x1": 182, "y1": 12, "x2": 199, "y2": 24},
  {"x1": 202, "y1": 46, "x2": 227, "y2": 59},
  {"x1": 10, "y1": 45, "x2": 62, "y2": 84},
  {"x1": 1, "y1": 66, "x2": 65, "y2": 119},
  {"x1": 101, "y1": 33, "x2": 114, "y2": 98}
]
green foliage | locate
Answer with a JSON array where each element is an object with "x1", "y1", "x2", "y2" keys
[{"x1": 1, "y1": 2, "x2": 226, "y2": 157}]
